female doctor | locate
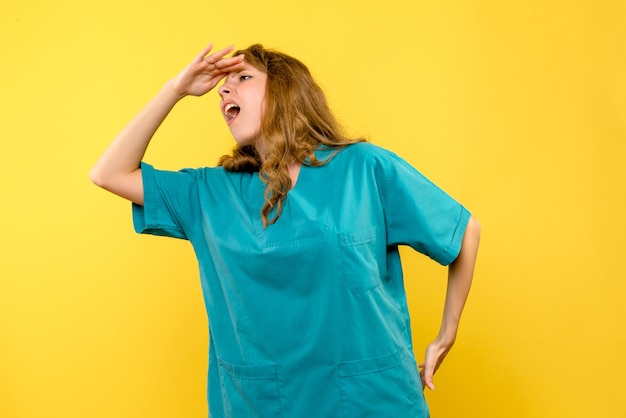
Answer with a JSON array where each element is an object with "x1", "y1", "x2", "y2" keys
[{"x1": 91, "y1": 43, "x2": 480, "y2": 417}]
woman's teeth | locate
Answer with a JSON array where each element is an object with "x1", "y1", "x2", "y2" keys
[{"x1": 225, "y1": 103, "x2": 240, "y2": 121}]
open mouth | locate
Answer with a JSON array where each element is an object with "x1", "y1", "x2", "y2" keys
[{"x1": 224, "y1": 103, "x2": 240, "y2": 123}]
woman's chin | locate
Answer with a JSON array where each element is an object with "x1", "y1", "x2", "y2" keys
[
  {"x1": 231, "y1": 133, "x2": 260, "y2": 148},
  {"x1": 233, "y1": 138, "x2": 255, "y2": 147}
]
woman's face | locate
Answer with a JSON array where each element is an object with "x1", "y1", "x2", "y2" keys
[{"x1": 218, "y1": 63, "x2": 268, "y2": 147}]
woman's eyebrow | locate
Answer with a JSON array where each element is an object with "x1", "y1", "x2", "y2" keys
[
  {"x1": 225, "y1": 69, "x2": 241, "y2": 79},
  {"x1": 227, "y1": 67, "x2": 249, "y2": 77}
]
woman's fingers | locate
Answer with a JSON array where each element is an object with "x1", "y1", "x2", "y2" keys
[
  {"x1": 194, "y1": 43, "x2": 215, "y2": 62},
  {"x1": 193, "y1": 44, "x2": 245, "y2": 77},
  {"x1": 194, "y1": 43, "x2": 238, "y2": 67},
  {"x1": 420, "y1": 344, "x2": 444, "y2": 391},
  {"x1": 422, "y1": 361, "x2": 436, "y2": 390},
  {"x1": 203, "y1": 44, "x2": 237, "y2": 64},
  {"x1": 419, "y1": 357, "x2": 436, "y2": 390},
  {"x1": 214, "y1": 54, "x2": 245, "y2": 72}
]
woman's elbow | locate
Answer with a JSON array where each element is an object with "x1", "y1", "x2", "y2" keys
[
  {"x1": 464, "y1": 215, "x2": 481, "y2": 250},
  {"x1": 468, "y1": 215, "x2": 481, "y2": 237},
  {"x1": 89, "y1": 166, "x2": 108, "y2": 188}
]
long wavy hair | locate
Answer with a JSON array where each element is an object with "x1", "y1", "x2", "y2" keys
[{"x1": 218, "y1": 44, "x2": 365, "y2": 227}]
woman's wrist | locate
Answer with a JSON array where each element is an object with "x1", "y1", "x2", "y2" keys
[
  {"x1": 163, "y1": 79, "x2": 187, "y2": 101},
  {"x1": 434, "y1": 327, "x2": 458, "y2": 349}
]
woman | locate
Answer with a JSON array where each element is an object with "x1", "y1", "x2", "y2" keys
[{"x1": 91, "y1": 43, "x2": 480, "y2": 417}]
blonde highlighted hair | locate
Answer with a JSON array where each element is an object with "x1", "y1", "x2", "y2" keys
[{"x1": 218, "y1": 44, "x2": 364, "y2": 227}]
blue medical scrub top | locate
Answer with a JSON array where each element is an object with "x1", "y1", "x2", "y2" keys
[{"x1": 132, "y1": 142, "x2": 470, "y2": 417}]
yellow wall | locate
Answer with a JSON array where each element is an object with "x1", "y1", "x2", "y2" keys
[{"x1": 1, "y1": 1, "x2": 624, "y2": 417}]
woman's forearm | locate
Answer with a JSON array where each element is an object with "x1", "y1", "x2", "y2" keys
[
  {"x1": 89, "y1": 81, "x2": 182, "y2": 203},
  {"x1": 436, "y1": 215, "x2": 481, "y2": 345}
]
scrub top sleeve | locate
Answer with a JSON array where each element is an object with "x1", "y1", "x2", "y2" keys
[
  {"x1": 383, "y1": 152, "x2": 471, "y2": 266},
  {"x1": 132, "y1": 162, "x2": 200, "y2": 240}
]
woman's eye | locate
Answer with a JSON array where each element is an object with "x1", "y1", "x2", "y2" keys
[{"x1": 240, "y1": 75, "x2": 251, "y2": 81}]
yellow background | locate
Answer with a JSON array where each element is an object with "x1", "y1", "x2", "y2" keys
[{"x1": 1, "y1": 0, "x2": 625, "y2": 417}]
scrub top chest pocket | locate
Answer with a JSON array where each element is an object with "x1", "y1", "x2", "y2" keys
[{"x1": 339, "y1": 226, "x2": 382, "y2": 294}]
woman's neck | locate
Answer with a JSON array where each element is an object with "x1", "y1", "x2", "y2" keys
[
  {"x1": 254, "y1": 141, "x2": 301, "y2": 188},
  {"x1": 288, "y1": 163, "x2": 301, "y2": 189}
]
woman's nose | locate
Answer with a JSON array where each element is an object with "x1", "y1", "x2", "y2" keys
[{"x1": 218, "y1": 84, "x2": 230, "y2": 97}]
